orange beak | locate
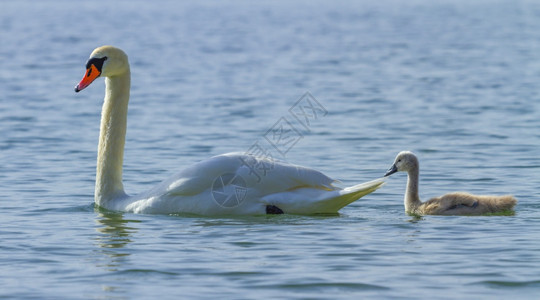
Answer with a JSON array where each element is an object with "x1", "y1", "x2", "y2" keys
[{"x1": 74, "y1": 64, "x2": 101, "y2": 93}]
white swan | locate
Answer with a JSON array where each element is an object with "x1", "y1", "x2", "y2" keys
[
  {"x1": 74, "y1": 45, "x2": 384, "y2": 215},
  {"x1": 384, "y1": 151, "x2": 517, "y2": 216}
]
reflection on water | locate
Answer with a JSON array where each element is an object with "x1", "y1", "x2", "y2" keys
[
  {"x1": 2, "y1": 0, "x2": 540, "y2": 298},
  {"x1": 407, "y1": 216, "x2": 424, "y2": 223},
  {"x1": 93, "y1": 208, "x2": 140, "y2": 272}
]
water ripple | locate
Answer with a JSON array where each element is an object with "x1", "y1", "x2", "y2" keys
[{"x1": 1, "y1": 1, "x2": 540, "y2": 299}]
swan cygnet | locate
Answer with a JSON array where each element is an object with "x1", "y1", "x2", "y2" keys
[
  {"x1": 384, "y1": 151, "x2": 517, "y2": 216},
  {"x1": 73, "y1": 45, "x2": 385, "y2": 215}
]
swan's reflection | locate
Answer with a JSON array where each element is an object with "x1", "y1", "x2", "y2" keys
[{"x1": 93, "y1": 208, "x2": 140, "y2": 271}]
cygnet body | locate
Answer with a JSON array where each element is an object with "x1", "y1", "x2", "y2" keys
[{"x1": 384, "y1": 151, "x2": 517, "y2": 216}]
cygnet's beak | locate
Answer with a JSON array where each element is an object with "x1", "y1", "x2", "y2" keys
[
  {"x1": 75, "y1": 64, "x2": 101, "y2": 93},
  {"x1": 384, "y1": 164, "x2": 398, "y2": 177}
]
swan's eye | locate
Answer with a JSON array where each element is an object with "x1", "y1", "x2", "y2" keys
[{"x1": 85, "y1": 56, "x2": 108, "y2": 72}]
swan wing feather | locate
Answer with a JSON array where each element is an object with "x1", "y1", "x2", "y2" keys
[{"x1": 160, "y1": 152, "x2": 336, "y2": 197}]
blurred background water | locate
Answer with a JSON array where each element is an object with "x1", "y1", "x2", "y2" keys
[{"x1": 1, "y1": 0, "x2": 540, "y2": 299}]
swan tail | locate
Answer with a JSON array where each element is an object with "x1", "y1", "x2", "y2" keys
[
  {"x1": 262, "y1": 178, "x2": 385, "y2": 214},
  {"x1": 479, "y1": 195, "x2": 517, "y2": 213},
  {"x1": 323, "y1": 178, "x2": 386, "y2": 212},
  {"x1": 437, "y1": 193, "x2": 517, "y2": 215}
]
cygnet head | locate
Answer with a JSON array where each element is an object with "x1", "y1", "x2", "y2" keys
[
  {"x1": 384, "y1": 151, "x2": 419, "y2": 177},
  {"x1": 75, "y1": 45, "x2": 129, "y2": 92}
]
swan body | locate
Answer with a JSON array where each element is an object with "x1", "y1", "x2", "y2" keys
[
  {"x1": 384, "y1": 151, "x2": 517, "y2": 216},
  {"x1": 74, "y1": 45, "x2": 384, "y2": 215}
]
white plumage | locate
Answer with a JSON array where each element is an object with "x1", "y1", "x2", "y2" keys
[{"x1": 74, "y1": 46, "x2": 384, "y2": 215}]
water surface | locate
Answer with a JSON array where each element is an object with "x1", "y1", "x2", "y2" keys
[{"x1": 1, "y1": 0, "x2": 540, "y2": 299}]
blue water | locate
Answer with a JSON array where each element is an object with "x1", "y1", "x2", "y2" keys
[{"x1": 1, "y1": 0, "x2": 540, "y2": 299}]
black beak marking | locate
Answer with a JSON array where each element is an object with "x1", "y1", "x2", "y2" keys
[{"x1": 85, "y1": 56, "x2": 108, "y2": 72}]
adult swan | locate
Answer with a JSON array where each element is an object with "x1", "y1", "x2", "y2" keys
[{"x1": 74, "y1": 45, "x2": 384, "y2": 215}]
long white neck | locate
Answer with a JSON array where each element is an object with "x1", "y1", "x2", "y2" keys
[
  {"x1": 404, "y1": 164, "x2": 422, "y2": 213},
  {"x1": 95, "y1": 69, "x2": 131, "y2": 207}
]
